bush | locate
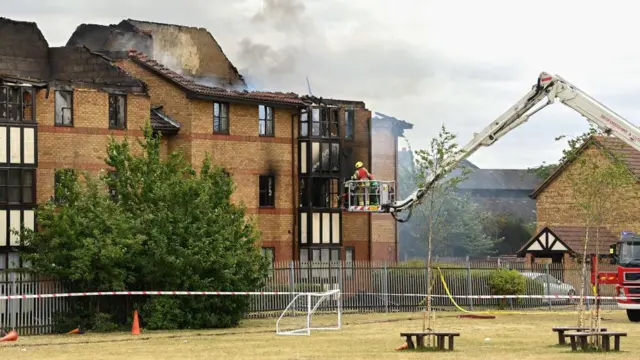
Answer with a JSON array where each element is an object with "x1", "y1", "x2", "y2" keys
[{"x1": 488, "y1": 269, "x2": 526, "y2": 296}]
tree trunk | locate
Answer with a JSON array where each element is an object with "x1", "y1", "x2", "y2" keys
[
  {"x1": 578, "y1": 226, "x2": 590, "y2": 328},
  {"x1": 423, "y1": 210, "x2": 434, "y2": 347}
]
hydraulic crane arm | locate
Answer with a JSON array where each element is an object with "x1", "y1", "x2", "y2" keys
[{"x1": 387, "y1": 71, "x2": 640, "y2": 220}]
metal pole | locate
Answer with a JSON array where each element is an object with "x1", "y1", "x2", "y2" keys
[
  {"x1": 466, "y1": 258, "x2": 474, "y2": 310},
  {"x1": 383, "y1": 263, "x2": 389, "y2": 313},
  {"x1": 545, "y1": 263, "x2": 551, "y2": 311}
]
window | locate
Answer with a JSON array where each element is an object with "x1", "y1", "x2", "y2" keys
[
  {"x1": 311, "y1": 142, "x2": 340, "y2": 174},
  {"x1": 261, "y1": 247, "x2": 275, "y2": 266},
  {"x1": 258, "y1": 105, "x2": 274, "y2": 136},
  {"x1": 0, "y1": 86, "x2": 35, "y2": 123},
  {"x1": 54, "y1": 168, "x2": 76, "y2": 203},
  {"x1": 259, "y1": 175, "x2": 275, "y2": 207},
  {"x1": 300, "y1": 109, "x2": 308, "y2": 137},
  {"x1": 108, "y1": 94, "x2": 126, "y2": 129},
  {"x1": 299, "y1": 248, "x2": 341, "y2": 279},
  {"x1": 54, "y1": 91, "x2": 73, "y2": 126},
  {"x1": 345, "y1": 109, "x2": 354, "y2": 140},
  {"x1": 213, "y1": 102, "x2": 229, "y2": 133},
  {"x1": 310, "y1": 178, "x2": 339, "y2": 208},
  {"x1": 0, "y1": 169, "x2": 35, "y2": 205},
  {"x1": 345, "y1": 247, "x2": 355, "y2": 278}
]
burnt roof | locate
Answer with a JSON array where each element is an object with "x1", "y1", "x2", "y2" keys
[
  {"x1": 458, "y1": 169, "x2": 542, "y2": 190},
  {"x1": 150, "y1": 106, "x2": 180, "y2": 135},
  {"x1": 371, "y1": 112, "x2": 414, "y2": 137},
  {"x1": 126, "y1": 50, "x2": 308, "y2": 107},
  {"x1": 530, "y1": 135, "x2": 640, "y2": 199},
  {"x1": 0, "y1": 17, "x2": 50, "y2": 80},
  {"x1": 66, "y1": 24, "x2": 114, "y2": 49},
  {"x1": 49, "y1": 46, "x2": 146, "y2": 91}
]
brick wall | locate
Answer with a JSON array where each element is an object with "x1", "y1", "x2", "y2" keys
[
  {"x1": 371, "y1": 119, "x2": 399, "y2": 261},
  {"x1": 536, "y1": 145, "x2": 640, "y2": 235},
  {"x1": 36, "y1": 86, "x2": 151, "y2": 203}
]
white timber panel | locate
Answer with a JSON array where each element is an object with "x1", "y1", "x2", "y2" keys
[
  {"x1": 332, "y1": 213, "x2": 340, "y2": 244},
  {"x1": 9, "y1": 210, "x2": 20, "y2": 246},
  {"x1": 0, "y1": 210, "x2": 6, "y2": 246},
  {"x1": 9, "y1": 127, "x2": 20, "y2": 164},
  {"x1": 0, "y1": 127, "x2": 6, "y2": 163},
  {"x1": 322, "y1": 213, "x2": 330, "y2": 244},
  {"x1": 300, "y1": 213, "x2": 307, "y2": 244},
  {"x1": 312, "y1": 213, "x2": 320, "y2": 244},
  {"x1": 23, "y1": 128, "x2": 35, "y2": 164}
]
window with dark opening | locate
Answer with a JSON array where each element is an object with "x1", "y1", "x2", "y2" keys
[
  {"x1": 329, "y1": 109, "x2": 339, "y2": 137},
  {"x1": 311, "y1": 142, "x2": 340, "y2": 174},
  {"x1": 0, "y1": 86, "x2": 35, "y2": 122},
  {"x1": 108, "y1": 94, "x2": 126, "y2": 129},
  {"x1": 300, "y1": 109, "x2": 308, "y2": 137},
  {"x1": 0, "y1": 169, "x2": 35, "y2": 205},
  {"x1": 55, "y1": 91, "x2": 73, "y2": 126},
  {"x1": 213, "y1": 102, "x2": 229, "y2": 133},
  {"x1": 345, "y1": 109, "x2": 354, "y2": 140},
  {"x1": 259, "y1": 105, "x2": 274, "y2": 136},
  {"x1": 259, "y1": 175, "x2": 275, "y2": 207},
  {"x1": 310, "y1": 178, "x2": 340, "y2": 208},
  {"x1": 54, "y1": 168, "x2": 76, "y2": 203}
]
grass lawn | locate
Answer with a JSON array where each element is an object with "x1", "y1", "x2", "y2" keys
[{"x1": 0, "y1": 310, "x2": 636, "y2": 359}]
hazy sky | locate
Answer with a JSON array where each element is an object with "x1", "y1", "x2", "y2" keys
[{"x1": 6, "y1": 0, "x2": 640, "y2": 169}]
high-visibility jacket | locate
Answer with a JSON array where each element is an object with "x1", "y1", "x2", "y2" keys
[{"x1": 352, "y1": 167, "x2": 374, "y2": 182}]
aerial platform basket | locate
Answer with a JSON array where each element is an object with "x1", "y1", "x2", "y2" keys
[{"x1": 343, "y1": 180, "x2": 395, "y2": 213}]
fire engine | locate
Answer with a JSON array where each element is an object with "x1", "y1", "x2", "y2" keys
[{"x1": 344, "y1": 72, "x2": 640, "y2": 320}]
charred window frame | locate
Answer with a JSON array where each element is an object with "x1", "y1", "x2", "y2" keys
[
  {"x1": 259, "y1": 175, "x2": 275, "y2": 207},
  {"x1": 0, "y1": 86, "x2": 35, "y2": 123},
  {"x1": 54, "y1": 90, "x2": 73, "y2": 126},
  {"x1": 309, "y1": 107, "x2": 339, "y2": 138},
  {"x1": 108, "y1": 93, "x2": 127, "y2": 129},
  {"x1": 0, "y1": 169, "x2": 35, "y2": 205},
  {"x1": 53, "y1": 168, "x2": 76, "y2": 204},
  {"x1": 213, "y1": 102, "x2": 229, "y2": 134},
  {"x1": 310, "y1": 141, "x2": 340, "y2": 175},
  {"x1": 258, "y1": 105, "x2": 274, "y2": 137},
  {"x1": 309, "y1": 178, "x2": 340, "y2": 209},
  {"x1": 344, "y1": 109, "x2": 355, "y2": 140},
  {"x1": 299, "y1": 108, "x2": 308, "y2": 137}
]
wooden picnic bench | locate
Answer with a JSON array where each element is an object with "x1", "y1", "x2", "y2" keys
[
  {"x1": 400, "y1": 332, "x2": 460, "y2": 351},
  {"x1": 564, "y1": 331, "x2": 627, "y2": 352},
  {"x1": 551, "y1": 327, "x2": 607, "y2": 345}
]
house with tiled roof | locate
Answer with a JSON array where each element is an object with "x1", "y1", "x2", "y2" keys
[{"x1": 518, "y1": 135, "x2": 640, "y2": 265}]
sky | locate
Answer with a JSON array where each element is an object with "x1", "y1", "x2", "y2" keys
[{"x1": 5, "y1": 0, "x2": 640, "y2": 169}]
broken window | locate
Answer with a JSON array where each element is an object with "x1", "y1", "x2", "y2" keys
[
  {"x1": 299, "y1": 178, "x2": 309, "y2": 207},
  {"x1": 311, "y1": 108, "x2": 320, "y2": 136},
  {"x1": 213, "y1": 102, "x2": 229, "y2": 133},
  {"x1": 108, "y1": 94, "x2": 126, "y2": 129},
  {"x1": 259, "y1": 105, "x2": 274, "y2": 136},
  {"x1": 300, "y1": 109, "x2": 308, "y2": 137},
  {"x1": 0, "y1": 169, "x2": 35, "y2": 205},
  {"x1": 310, "y1": 178, "x2": 339, "y2": 208},
  {"x1": 55, "y1": 91, "x2": 73, "y2": 126},
  {"x1": 311, "y1": 141, "x2": 340, "y2": 174},
  {"x1": 259, "y1": 175, "x2": 275, "y2": 207},
  {"x1": 0, "y1": 86, "x2": 35, "y2": 123},
  {"x1": 329, "y1": 108, "x2": 339, "y2": 137},
  {"x1": 345, "y1": 109, "x2": 355, "y2": 140}
]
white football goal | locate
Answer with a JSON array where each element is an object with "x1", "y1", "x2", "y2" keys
[{"x1": 276, "y1": 289, "x2": 342, "y2": 336}]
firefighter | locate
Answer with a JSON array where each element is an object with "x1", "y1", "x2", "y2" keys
[{"x1": 351, "y1": 161, "x2": 376, "y2": 206}]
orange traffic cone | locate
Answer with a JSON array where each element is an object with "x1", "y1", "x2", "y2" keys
[
  {"x1": 131, "y1": 310, "x2": 140, "y2": 335},
  {"x1": 395, "y1": 342, "x2": 409, "y2": 351},
  {"x1": 0, "y1": 330, "x2": 18, "y2": 342},
  {"x1": 67, "y1": 326, "x2": 82, "y2": 335}
]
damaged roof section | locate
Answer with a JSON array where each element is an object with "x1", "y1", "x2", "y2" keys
[
  {"x1": 150, "y1": 105, "x2": 180, "y2": 135},
  {"x1": 371, "y1": 111, "x2": 414, "y2": 137},
  {"x1": 0, "y1": 17, "x2": 50, "y2": 80},
  {"x1": 49, "y1": 46, "x2": 146, "y2": 92},
  {"x1": 125, "y1": 50, "x2": 307, "y2": 107},
  {"x1": 66, "y1": 19, "x2": 246, "y2": 89}
]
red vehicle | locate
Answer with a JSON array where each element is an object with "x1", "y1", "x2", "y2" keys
[{"x1": 592, "y1": 232, "x2": 640, "y2": 322}]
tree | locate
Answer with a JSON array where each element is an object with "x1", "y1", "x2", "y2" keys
[
  {"x1": 482, "y1": 213, "x2": 535, "y2": 255},
  {"x1": 19, "y1": 125, "x2": 270, "y2": 331},
  {"x1": 564, "y1": 137, "x2": 635, "y2": 340},
  {"x1": 412, "y1": 125, "x2": 472, "y2": 343}
]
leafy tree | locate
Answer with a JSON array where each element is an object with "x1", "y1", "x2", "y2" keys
[
  {"x1": 563, "y1": 135, "x2": 636, "y2": 339},
  {"x1": 411, "y1": 124, "x2": 473, "y2": 340},
  {"x1": 19, "y1": 125, "x2": 269, "y2": 331}
]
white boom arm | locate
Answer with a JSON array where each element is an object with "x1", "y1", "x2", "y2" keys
[{"x1": 387, "y1": 71, "x2": 640, "y2": 217}]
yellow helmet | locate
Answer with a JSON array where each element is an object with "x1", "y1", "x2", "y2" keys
[{"x1": 355, "y1": 161, "x2": 363, "y2": 169}]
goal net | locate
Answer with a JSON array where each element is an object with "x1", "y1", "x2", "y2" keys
[{"x1": 276, "y1": 289, "x2": 342, "y2": 336}]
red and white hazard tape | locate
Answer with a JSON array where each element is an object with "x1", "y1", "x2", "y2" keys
[{"x1": 0, "y1": 290, "x2": 636, "y2": 301}]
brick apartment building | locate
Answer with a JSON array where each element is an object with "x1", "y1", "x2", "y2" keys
[
  {"x1": 518, "y1": 135, "x2": 640, "y2": 265},
  {"x1": 0, "y1": 17, "x2": 410, "y2": 268}
]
